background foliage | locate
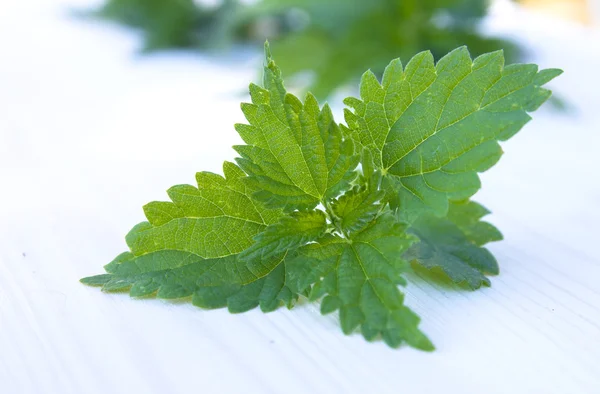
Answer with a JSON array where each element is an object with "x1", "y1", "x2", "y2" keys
[{"x1": 91, "y1": 0, "x2": 517, "y2": 97}]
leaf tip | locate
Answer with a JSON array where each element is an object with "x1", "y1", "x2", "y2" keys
[
  {"x1": 416, "y1": 336, "x2": 436, "y2": 352},
  {"x1": 80, "y1": 274, "x2": 112, "y2": 287},
  {"x1": 535, "y1": 68, "x2": 564, "y2": 86},
  {"x1": 263, "y1": 40, "x2": 272, "y2": 61}
]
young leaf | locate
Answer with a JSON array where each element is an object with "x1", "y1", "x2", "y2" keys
[
  {"x1": 234, "y1": 43, "x2": 359, "y2": 212},
  {"x1": 330, "y1": 187, "x2": 384, "y2": 236},
  {"x1": 239, "y1": 210, "x2": 327, "y2": 264},
  {"x1": 344, "y1": 47, "x2": 561, "y2": 221},
  {"x1": 404, "y1": 200, "x2": 503, "y2": 289}
]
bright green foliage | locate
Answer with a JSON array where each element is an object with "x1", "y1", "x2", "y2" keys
[
  {"x1": 99, "y1": 161, "x2": 287, "y2": 291},
  {"x1": 128, "y1": 161, "x2": 282, "y2": 262},
  {"x1": 330, "y1": 187, "x2": 385, "y2": 237},
  {"x1": 234, "y1": 46, "x2": 359, "y2": 211},
  {"x1": 404, "y1": 200, "x2": 502, "y2": 289},
  {"x1": 344, "y1": 47, "x2": 562, "y2": 222},
  {"x1": 82, "y1": 45, "x2": 559, "y2": 350},
  {"x1": 239, "y1": 210, "x2": 327, "y2": 264}
]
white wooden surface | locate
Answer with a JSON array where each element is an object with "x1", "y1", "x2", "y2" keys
[{"x1": 1, "y1": 1, "x2": 599, "y2": 393}]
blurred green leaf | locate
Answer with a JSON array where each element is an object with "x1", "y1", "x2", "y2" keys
[{"x1": 91, "y1": 0, "x2": 518, "y2": 96}]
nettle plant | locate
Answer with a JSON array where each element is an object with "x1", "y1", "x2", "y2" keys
[{"x1": 82, "y1": 44, "x2": 560, "y2": 350}]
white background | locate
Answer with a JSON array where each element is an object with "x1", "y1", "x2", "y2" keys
[{"x1": 1, "y1": 1, "x2": 599, "y2": 393}]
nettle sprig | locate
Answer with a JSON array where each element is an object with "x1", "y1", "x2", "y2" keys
[{"x1": 82, "y1": 43, "x2": 560, "y2": 350}]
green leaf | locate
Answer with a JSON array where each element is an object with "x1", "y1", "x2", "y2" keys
[
  {"x1": 300, "y1": 214, "x2": 433, "y2": 350},
  {"x1": 330, "y1": 187, "x2": 384, "y2": 236},
  {"x1": 239, "y1": 210, "x2": 327, "y2": 264},
  {"x1": 284, "y1": 234, "x2": 345, "y2": 294},
  {"x1": 82, "y1": 45, "x2": 560, "y2": 352},
  {"x1": 329, "y1": 149, "x2": 386, "y2": 236},
  {"x1": 234, "y1": 43, "x2": 359, "y2": 211},
  {"x1": 344, "y1": 47, "x2": 561, "y2": 221},
  {"x1": 446, "y1": 199, "x2": 503, "y2": 246},
  {"x1": 130, "y1": 161, "x2": 281, "y2": 259},
  {"x1": 81, "y1": 252, "x2": 297, "y2": 313},
  {"x1": 404, "y1": 200, "x2": 502, "y2": 289},
  {"x1": 101, "y1": 161, "x2": 284, "y2": 286}
]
